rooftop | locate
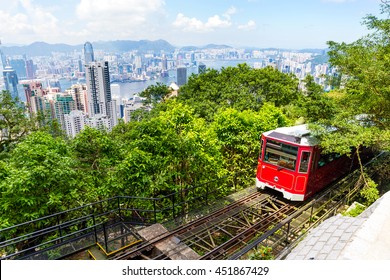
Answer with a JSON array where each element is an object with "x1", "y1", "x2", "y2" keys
[{"x1": 264, "y1": 124, "x2": 318, "y2": 146}]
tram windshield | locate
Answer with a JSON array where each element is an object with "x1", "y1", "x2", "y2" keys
[{"x1": 264, "y1": 139, "x2": 298, "y2": 171}]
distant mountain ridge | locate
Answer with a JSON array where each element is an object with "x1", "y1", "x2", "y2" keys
[
  {"x1": 1, "y1": 39, "x2": 327, "y2": 57},
  {"x1": 2, "y1": 39, "x2": 176, "y2": 56},
  {"x1": 180, "y1": 44, "x2": 234, "y2": 51}
]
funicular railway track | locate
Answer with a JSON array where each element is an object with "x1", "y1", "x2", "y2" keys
[
  {"x1": 111, "y1": 153, "x2": 382, "y2": 260},
  {"x1": 0, "y1": 152, "x2": 382, "y2": 261},
  {"x1": 112, "y1": 191, "x2": 276, "y2": 259},
  {"x1": 112, "y1": 190, "x2": 303, "y2": 260}
]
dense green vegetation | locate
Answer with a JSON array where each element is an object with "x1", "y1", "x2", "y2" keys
[
  {"x1": 0, "y1": 66, "x2": 296, "y2": 228},
  {"x1": 1, "y1": 3, "x2": 389, "y2": 231}
]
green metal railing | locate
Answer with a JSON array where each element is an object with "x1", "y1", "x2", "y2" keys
[{"x1": 0, "y1": 175, "x2": 234, "y2": 260}]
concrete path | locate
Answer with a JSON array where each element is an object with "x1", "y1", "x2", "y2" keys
[{"x1": 286, "y1": 191, "x2": 390, "y2": 260}]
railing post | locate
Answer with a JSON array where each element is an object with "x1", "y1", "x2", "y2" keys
[
  {"x1": 153, "y1": 199, "x2": 157, "y2": 224},
  {"x1": 103, "y1": 222, "x2": 109, "y2": 253},
  {"x1": 92, "y1": 215, "x2": 98, "y2": 243},
  {"x1": 56, "y1": 216, "x2": 63, "y2": 242},
  {"x1": 172, "y1": 193, "x2": 175, "y2": 220},
  {"x1": 117, "y1": 197, "x2": 121, "y2": 220},
  {"x1": 206, "y1": 182, "x2": 209, "y2": 206}
]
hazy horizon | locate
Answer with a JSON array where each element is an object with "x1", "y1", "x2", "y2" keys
[{"x1": 0, "y1": 0, "x2": 382, "y2": 49}]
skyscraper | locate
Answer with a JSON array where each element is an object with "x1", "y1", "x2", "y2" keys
[
  {"x1": 161, "y1": 55, "x2": 168, "y2": 77},
  {"x1": 0, "y1": 50, "x2": 6, "y2": 72},
  {"x1": 0, "y1": 40, "x2": 6, "y2": 72},
  {"x1": 25, "y1": 59, "x2": 35, "y2": 79},
  {"x1": 10, "y1": 59, "x2": 27, "y2": 79},
  {"x1": 177, "y1": 66, "x2": 187, "y2": 86},
  {"x1": 85, "y1": 61, "x2": 111, "y2": 116},
  {"x1": 3, "y1": 66, "x2": 19, "y2": 98},
  {"x1": 84, "y1": 42, "x2": 95, "y2": 65},
  {"x1": 85, "y1": 61, "x2": 118, "y2": 129},
  {"x1": 55, "y1": 94, "x2": 76, "y2": 131}
]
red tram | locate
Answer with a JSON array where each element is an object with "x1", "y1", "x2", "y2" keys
[{"x1": 256, "y1": 124, "x2": 362, "y2": 201}]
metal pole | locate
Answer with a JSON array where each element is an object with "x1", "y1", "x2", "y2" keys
[
  {"x1": 206, "y1": 183, "x2": 209, "y2": 206},
  {"x1": 103, "y1": 222, "x2": 108, "y2": 253},
  {"x1": 153, "y1": 199, "x2": 157, "y2": 223},
  {"x1": 117, "y1": 197, "x2": 121, "y2": 220},
  {"x1": 92, "y1": 216, "x2": 98, "y2": 243},
  {"x1": 172, "y1": 194, "x2": 175, "y2": 220},
  {"x1": 56, "y1": 216, "x2": 63, "y2": 242}
]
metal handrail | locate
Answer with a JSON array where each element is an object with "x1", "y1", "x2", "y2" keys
[{"x1": 0, "y1": 175, "x2": 232, "y2": 260}]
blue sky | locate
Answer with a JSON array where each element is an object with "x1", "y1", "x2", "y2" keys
[{"x1": 0, "y1": 0, "x2": 382, "y2": 49}]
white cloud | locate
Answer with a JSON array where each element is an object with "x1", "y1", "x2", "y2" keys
[
  {"x1": 206, "y1": 15, "x2": 231, "y2": 29},
  {"x1": 172, "y1": 14, "x2": 207, "y2": 32},
  {"x1": 173, "y1": 13, "x2": 232, "y2": 32},
  {"x1": 0, "y1": 0, "x2": 60, "y2": 44},
  {"x1": 223, "y1": 6, "x2": 237, "y2": 20},
  {"x1": 76, "y1": 0, "x2": 163, "y2": 20},
  {"x1": 75, "y1": 0, "x2": 166, "y2": 41},
  {"x1": 238, "y1": 20, "x2": 257, "y2": 31}
]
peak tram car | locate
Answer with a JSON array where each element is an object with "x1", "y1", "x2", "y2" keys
[{"x1": 256, "y1": 124, "x2": 367, "y2": 201}]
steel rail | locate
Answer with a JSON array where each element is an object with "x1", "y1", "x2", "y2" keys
[{"x1": 111, "y1": 191, "x2": 270, "y2": 259}]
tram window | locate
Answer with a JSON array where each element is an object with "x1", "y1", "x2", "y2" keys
[
  {"x1": 318, "y1": 152, "x2": 341, "y2": 168},
  {"x1": 264, "y1": 139, "x2": 298, "y2": 171},
  {"x1": 259, "y1": 139, "x2": 264, "y2": 160},
  {"x1": 299, "y1": 151, "x2": 311, "y2": 173}
]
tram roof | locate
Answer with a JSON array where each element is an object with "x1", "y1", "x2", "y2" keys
[{"x1": 263, "y1": 124, "x2": 319, "y2": 146}]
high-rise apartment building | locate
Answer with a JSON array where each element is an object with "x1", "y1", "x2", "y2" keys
[
  {"x1": 25, "y1": 59, "x2": 35, "y2": 79},
  {"x1": 123, "y1": 95, "x2": 145, "y2": 123},
  {"x1": 64, "y1": 110, "x2": 87, "y2": 138},
  {"x1": 24, "y1": 81, "x2": 57, "y2": 126},
  {"x1": 86, "y1": 114, "x2": 112, "y2": 130},
  {"x1": 66, "y1": 84, "x2": 88, "y2": 114},
  {"x1": 85, "y1": 61, "x2": 111, "y2": 116},
  {"x1": 55, "y1": 94, "x2": 76, "y2": 131},
  {"x1": 85, "y1": 61, "x2": 118, "y2": 129},
  {"x1": 24, "y1": 81, "x2": 46, "y2": 115},
  {"x1": 177, "y1": 66, "x2": 187, "y2": 86},
  {"x1": 84, "y1": 42, "x2": 95, "y2": 65}
]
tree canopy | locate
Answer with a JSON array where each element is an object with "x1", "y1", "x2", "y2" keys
[
  {"x1": 0, "y1": 91, "x2": 36, "y2": 153},
  {"x1": 323, "y1": 3, "x2": 390, "y2": 153},
  {"x1": 177, "y1": 64, "x2": 299, "y2": 121}
]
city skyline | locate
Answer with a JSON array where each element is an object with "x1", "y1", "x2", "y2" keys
[{"x1": 0, "y1": 0, "x2": 382, "y2": 49}]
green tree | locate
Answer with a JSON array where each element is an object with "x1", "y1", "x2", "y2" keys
[
  {"x1": 299, "y1": 75, "x2": 338, "y2": 123},
  {"x1": 178, "y1": 64, "x2": 299, "y2": 121},
  {"x1": 0, "y1": 91, "x2": 35, "y2": 153},
  {"x1": 212, "y1": 104, "x2": 290, "y2": 189},
  {"x1": 139, "y1": 82, "x2": 171, "y2": 105},
  {"x1": 326, "y1": 3, "x2": 390, "y2": 136},
  {"x1": 0, "y1": 131, "x2": 80, "y2": 228},
  {"x1": 71, "y1": 126, "x2": 123, "y2": 200},
  {"x1": 313, "y1": 3, "x2": 390, "y2": 205},
  {"x1": 112, "y1": 100, "x2": 225, "y2": 199}
]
